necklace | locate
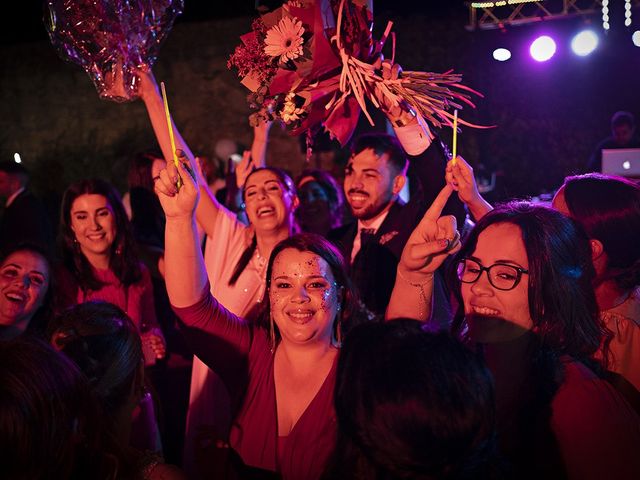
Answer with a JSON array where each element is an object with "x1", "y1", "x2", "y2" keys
[{"x1": 255, "y1": 247, "x2": 267, "y2": 269}]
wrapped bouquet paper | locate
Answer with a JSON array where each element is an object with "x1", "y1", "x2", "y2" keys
[
  {"x1": 228, "y1": 0, "x2": 482, "y2": 146},
  {"x1": 45, "y1": 0, "x2": 183, "y2": 102}
]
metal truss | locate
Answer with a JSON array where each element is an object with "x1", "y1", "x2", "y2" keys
[{"x1": 466, "y1": 0, "x2": 640, "y2": 31}]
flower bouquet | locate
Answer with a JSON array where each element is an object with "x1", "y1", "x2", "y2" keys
[{"x1": 228, "y1": 0, "x2": 482, "y2": 146}]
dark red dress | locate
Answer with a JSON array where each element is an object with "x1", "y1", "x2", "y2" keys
[{"x1": 173, "y1": 287, "x2": 337, "y2": 480}]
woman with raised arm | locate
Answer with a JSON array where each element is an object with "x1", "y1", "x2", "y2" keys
[
  {"x1": 449, "y1": 163, "x2": 640, "y2": 395},
  {"x1": 137, "y1": 70, "x2": 299, "y2": 474},
  {"x1": 155, "y1": 157, "x2": 359, "y2": 479},
  {"x1": 388, "y1": 200, "x2": 640, "y2": 480}
]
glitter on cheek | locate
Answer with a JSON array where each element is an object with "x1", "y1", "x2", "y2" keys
[{"x1": 319, "y1": 286, "x2": 336, "y2": 312}]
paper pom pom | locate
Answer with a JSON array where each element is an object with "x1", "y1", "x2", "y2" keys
[{"x1": 45, "y1": 0, "x2": 183, "y2": 102}]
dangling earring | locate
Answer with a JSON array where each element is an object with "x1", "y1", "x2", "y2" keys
[
  {"x1": 115, "y1": 242, "x2": 123, "y2": 256},
  {"x1": 269, "y1": 314, "x2": 276, "y2": 353}
]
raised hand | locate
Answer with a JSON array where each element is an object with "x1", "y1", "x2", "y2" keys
[
  {"x1": 235, "y1": 150, "x2": 255, "y2": 189},
  {"x1": 445, "y1": 156, "x2": 493, "y2": 220},
  {"x1": 373, "y1": 56, "x2": 404, "y2": 118},
  {"x1": 446, "y1": 156, "x2": 478, "y2": 204},
  {"x1": 399, "y1": 185, "x2": 461, "y2": 282},
  {"x1": 154, "y1": 149, "x2": 199, "y2": 219}
]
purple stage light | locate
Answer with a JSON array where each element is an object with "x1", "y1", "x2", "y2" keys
[{"x1": 530, "y1": 36, "x2": 557, "y2": 62}]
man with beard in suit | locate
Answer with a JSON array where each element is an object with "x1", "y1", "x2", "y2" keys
[{"x1": 329, "y1": 121, "x2": 465, "y2": 322}]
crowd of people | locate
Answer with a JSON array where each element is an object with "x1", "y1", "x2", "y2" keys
[{"x1": 1, "y1": 57, "x2": 639, "y2": 480}]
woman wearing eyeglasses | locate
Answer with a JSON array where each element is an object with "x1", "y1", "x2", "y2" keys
[{"x1": 388, "y1": 199, "x2": 640, "y2": 480}]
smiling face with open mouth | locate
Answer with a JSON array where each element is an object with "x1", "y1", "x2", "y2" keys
[
  {"x1": 244, "y1": 169, "x2": 298, "y2": 234},
  {"x1": 0, "y1": 250, "x2": 50, "y2": 336},
  {"x1": 269, "y1": 248, "x2": 342, "y2": 347},
  {"x1": 462, "y1": 222, "x2": 533, "y2": 343},
  {"x1": 70, "y1": 193, "x2": 117, "y2": 265},
  {"x1": 343, "y1": 148, "x2": 405, "y2": 222}
]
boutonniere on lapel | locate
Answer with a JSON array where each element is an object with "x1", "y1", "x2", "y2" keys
[{"x1": 379, "y1": 231, "x2": 399, "y2": 245}]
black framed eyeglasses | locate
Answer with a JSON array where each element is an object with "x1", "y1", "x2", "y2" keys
[{"x1": 456, "y1": 258, "x2": 529, "y2": 291}]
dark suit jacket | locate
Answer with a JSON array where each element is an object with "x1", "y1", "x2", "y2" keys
[
  {"x1": 0, "y1": 189, "x2": 54, "y2": 253},
  {"x1": 329, "y1": 137, "x2": 465, "y2": 323}
]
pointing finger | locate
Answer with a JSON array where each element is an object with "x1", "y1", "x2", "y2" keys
[{"x1": 423, "y1": 184, "x2": 454, "y2": 221}]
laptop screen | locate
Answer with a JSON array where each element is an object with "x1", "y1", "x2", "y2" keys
[{"x1": 601, "y1": 149, "x2": 640, "y2": 177}]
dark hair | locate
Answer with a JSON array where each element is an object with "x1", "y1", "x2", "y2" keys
[
  {"x1": 49, "y1": 302, "x2": 146, "y2": 478},
  {"x1": 562, "y1": 173, "x2": 640, "y2": 290},
  {"x1": 128, "y1": 151, "x2": 166, "y2": 248},
  {"x1": 351, "y1": 133, "x2": 408, "y2": 175},
  {"x1": 60, "y1": 178, "x2": 142, "y2": 291},
  {"x1": 127, "y1": 150, "x2": 163, "y2": 192},
  {"x1": 0, "y1": 242, "x2": 53, "y2": 336},
  {"x1": 228, "y1": 167, "x2": 297, "y2": 286},
  {"x1": 295, "y1": 168, "x2": 345, "y2": 229},
  {"x1": 450, "y1": 202, "x2": 605, "y2": 366},
  {"x1": 611, "y1": 111, "x2": 635, "y2": 129},
  {"x1": 49, "y1": 301, "x2": 142, "y2": 415},
  {"x1": 199, "y1": 155, "x2": 226, "y2": 184},
  {"x1": 325, "y1": 320, "x2": 498, "y2": 480},
  {"x1": 250, "y1": 233, "x2": 358, "y2": 344},
  {"x1": 0, "y1": 161, "x2": 29, "y2": 182},
  {"x1": 0, "y1": 337, "x2": 109, "y2": 479},
  {"x1": 0, "y1": 162, "x2": 29, "y2": 192}
]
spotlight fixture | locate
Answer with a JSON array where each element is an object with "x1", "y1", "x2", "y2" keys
[
  {"x1": 633, "y1": 30, "x2": 640, "y2": 47},
  {"x1": 571, "y1": 30, "x2": 599, "y2": 56},
  {"x1": 530, "y1": 35, "x2": 556, "y2": 62},
  {"x1": 492, "y1": 48, "x2": 512, "y2": 61}
]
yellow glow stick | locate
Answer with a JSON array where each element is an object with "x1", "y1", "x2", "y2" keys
[
  {"x1": 452, "y1": 109, "x2": 458, "y2": 166},
  {"x1": 160, "y1": 81, "x2": 182, "y2": 188}
]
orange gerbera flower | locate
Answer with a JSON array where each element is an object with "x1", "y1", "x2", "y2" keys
[{"x1": 264, "y1": 16, "x2": 305, "y2": 62}]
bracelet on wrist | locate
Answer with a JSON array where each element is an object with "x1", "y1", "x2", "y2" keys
[
  {"x1": 396, "y1": 268, "x2": 433, "y2": 287},
  {"x1": 395, "y1": 268, "x2": 432, "y2": 321}
]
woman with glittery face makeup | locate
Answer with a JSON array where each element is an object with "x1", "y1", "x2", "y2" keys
[
  {"x1": 137, "y1": 70, "x2": 303, "y2": 470},
  {"x1": 269, "y1": 248, "x2": 342, "y2": 347},
  {"x1": 155, "y1": 154, "x2": 355, "y2": 479}
]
